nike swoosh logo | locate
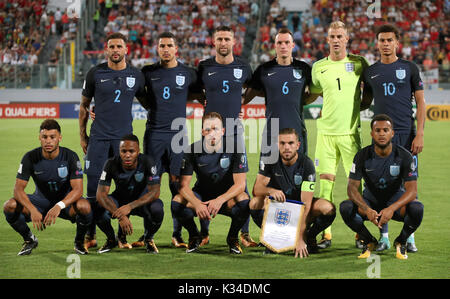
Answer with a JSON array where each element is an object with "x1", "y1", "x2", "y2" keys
[
  {"x1": 365, "y1": 169, "x2": 375, "y2": 172},
  {"x1": 100, "y1": 79, "x2": 110, "y2": 83},
  {"x1": 198, "y1": 163, "x2": 208, "y2": 167},
  {"x1": 34, "y1": 171, "x2": 44, "y2": 174},
  {"x1": 268, "y1": 72, "x2": 276, "y2": 76},
  {"x1": 320, "y1": 70, "x2": 328, "y2": 74},
  {"x1": 151, "y1": 77, "x2": 160, "y2": 81},
  {"x1": 274, "y1": 173, "x2": 283, "y2": 176},
  {"x1": 208, "y1": 72, "x2": 217, "y2": 76},
  {"x1": 371, "y1": 74, "x2": 380, "y2": 79}
]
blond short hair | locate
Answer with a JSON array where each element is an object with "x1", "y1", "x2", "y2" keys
[{"x1": 328, "y1": 21, "x2": 348, "y2": 36}]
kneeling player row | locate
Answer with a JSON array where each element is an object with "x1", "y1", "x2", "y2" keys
[{"x1": 5, "y1": 115, "x2": 423, "y2": 259}]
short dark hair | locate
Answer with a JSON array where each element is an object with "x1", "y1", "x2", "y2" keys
[
  {"x1": 106, "y1": 32, "x2": 127, "y2": 44},
  {"x1": 376, "y1": 24, "x2": 400, "y2": 40},
  {"x1": 214, "y1": 25, "x2": 233, "y2": 35},
  {"x1": 279, "y1": 128, "x2": 299, "y2": 141},
  {"x1": 121, "y1": 134, "x2": 139, "y2": 146},
  {"x1": 202, "y1": 111, "x2": 223, "y2": 126},
  {"x1": 276, "y1": 27, "x2": 294, "y2": 39},
  {"x1": 370, "y1": 114, "x2": 394, "y2": 129},
  {"x1": 40, "y1": 119, "x2": 61, "y2": 133},
  {"x1": 158, "y1": 31, "x2": 177, "y2": 44}
]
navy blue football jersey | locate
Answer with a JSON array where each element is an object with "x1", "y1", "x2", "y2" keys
[
  {"x1": 259, "y1": 154, "x2": 316, "y2": 202},
  {"x1": 98, "y1": 154, "x2": 160, "y2": 203},
  {"x1": 195, "y1": 56, "x2": 252, "y2": 133},
  {"x1": 250, "y1": 58, "x2": 312, "y2": 140},
  {"x1": 349, "y1": 144, "x2": 417, "y2": 200},
  {"x1": 82, "y1": 63, "x2": 146, "y2": 139},
  {"x1": 363, "y1": 59, "x2": 424, "y2": 133},
  {"x1": 17, "y1": 147, "x2": 83, "y2": 202},
  {"x1": 181, "y1": 140, "x2": 248, "y2": 198},
  {"x1": 142, "y1": 61, "x2": 197, "y2": 133}
]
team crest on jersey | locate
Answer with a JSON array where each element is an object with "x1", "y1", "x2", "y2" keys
[
  {"x1": 58, "y1": 166, "x2": 68, "y2": 178},
  {"x1": 275, "y1": 208, "x2": 291, "y2": 226},
  {"x1": 233, "y1": 68, "x2": 243, "y2": 79},
  {"x1": 390, "y1": 165, "x2": 400, "y2": 177},
  {"x1": 396, "y1": 69, "x2": 406, "y2": 80},
  {"x1": 345, "y1": 62, "x2": 355, "y2": 72},
  {"x1": 220, "y1": 157, "x2": 230, "y2": 169},
  {"x1": 293, "y1": 69, "x2": 302, "y2": 79},
  {"x1": 294, "y1": 174, "x2": 303, "y2": 186},
  {"x1": 151, "y1": 166, "x2": 157, "y2": 175},
  {"x1": 176, "y1": 75, "x2": 185, "y2": 86},
  {"x1": 126, "y1": 77, "x2": 135, "y2": 88},
  {"x1": 135, "y1": 171, "x2": 144, "y2": 182}
]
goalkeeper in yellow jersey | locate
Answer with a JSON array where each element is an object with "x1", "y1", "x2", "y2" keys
[{"x1": 310, "y1": 21, "x2": 372, "y2": 248}]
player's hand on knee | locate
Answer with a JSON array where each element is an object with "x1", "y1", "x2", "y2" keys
[
  {"x1": 119, "y1": 216, "x2": 133, "y2": 235},
  {"x1": 366, "y1": 208, "x2": 380, "y2": 227},
  {"x1": 195, "y1": 202, "x2": 211, "y2": 220},
  {"x1": 112, "y1": 205, "x2": 131, "y2": 220},
  {"x1": 30, "y1": 209, "x2": 45, "y2": 231},
  {"x1": 43, "y1": 205, "x2": 61, "y2": 227},
  {"x1": 206, "y1": 199, "x2": 222, "y2": 218},
  {"x1": 378, "y1": 207, "x2": 394, "y2": 228}
]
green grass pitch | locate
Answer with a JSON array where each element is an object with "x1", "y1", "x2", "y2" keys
[{"x1": 0, "y1": 118, "x2": 449, "y2": 279}]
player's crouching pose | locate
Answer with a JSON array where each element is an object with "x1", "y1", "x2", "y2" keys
[
  {"x1": 250, "y1": 128, "x2": 336, "y2": 258},
  {"x1": 3, "y1": 119, "x2": 92, "y2": 255},
  {"x1": 171, "y1": 112, "x2": 251, "y2": 254},
  {"x1": 340, "y1": 114, "x2": 424, "y2": 260},
  {"x1": 95, "y1": 134, "x2": 164, "y2": 254}
]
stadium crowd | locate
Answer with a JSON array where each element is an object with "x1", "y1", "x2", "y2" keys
[
  {"x1": 0, "y1": 0, "x2": 80, "y2": 87},
  {"x1": 256, "y1": 0, "x2": 450, "y2": 71},
  {"x1": 94, "y1": 0, "x2": 258, "y2": 68},
  {"x1": 1, "y1": 0, "x2": 449, "y2": 84}
]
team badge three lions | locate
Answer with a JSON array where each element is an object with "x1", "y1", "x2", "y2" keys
[
  {"x1": 233, "y1": 68, "x2": 242, "y2": 79},
  {"x1": 275, "y1": 208, "x2": 291, "y2": 226},
  {"x1": 126, "y1": 77, "x2": 135, "y2": 88},
  {"x1": 176, "y1": 75, "x2": 185, "y2": 86}
]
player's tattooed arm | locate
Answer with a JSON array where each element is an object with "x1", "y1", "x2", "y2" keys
[
  {"x1": 79, "y1": 95, "x2": 92, "y2": 154},
  {"x1": 96, "y1": 184, "x2": 118, "y2": 215},
  {"x1": 347, "y1": 178, "x2": 379, "y2": 227},
  {"x1": 115, "y1": 184, "x2": 161, "y2": 220}
]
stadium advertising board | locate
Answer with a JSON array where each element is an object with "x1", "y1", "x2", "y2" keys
[
  {"x1": 0, "y1": 103, "x2": 59, "y2": 118},
  {"x1": 1, "y1": 103, "x2": 436, "y2": 121},
  {"x1": 426, "y1": 105, "x2": 450, "y2": 121}
]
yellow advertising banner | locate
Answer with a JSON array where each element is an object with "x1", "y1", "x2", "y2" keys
[{"x1": 426, "y1": 105, "x2": 450, "y2": 121}]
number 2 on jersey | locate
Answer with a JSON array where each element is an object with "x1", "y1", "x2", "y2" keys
[{"x1": 114, "y1": 89, "x2": 121, "y2": 103}]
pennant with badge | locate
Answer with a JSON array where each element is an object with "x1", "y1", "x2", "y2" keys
[{"x1": 260, "y1": 198, "x2": 305, "y2": 253}]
